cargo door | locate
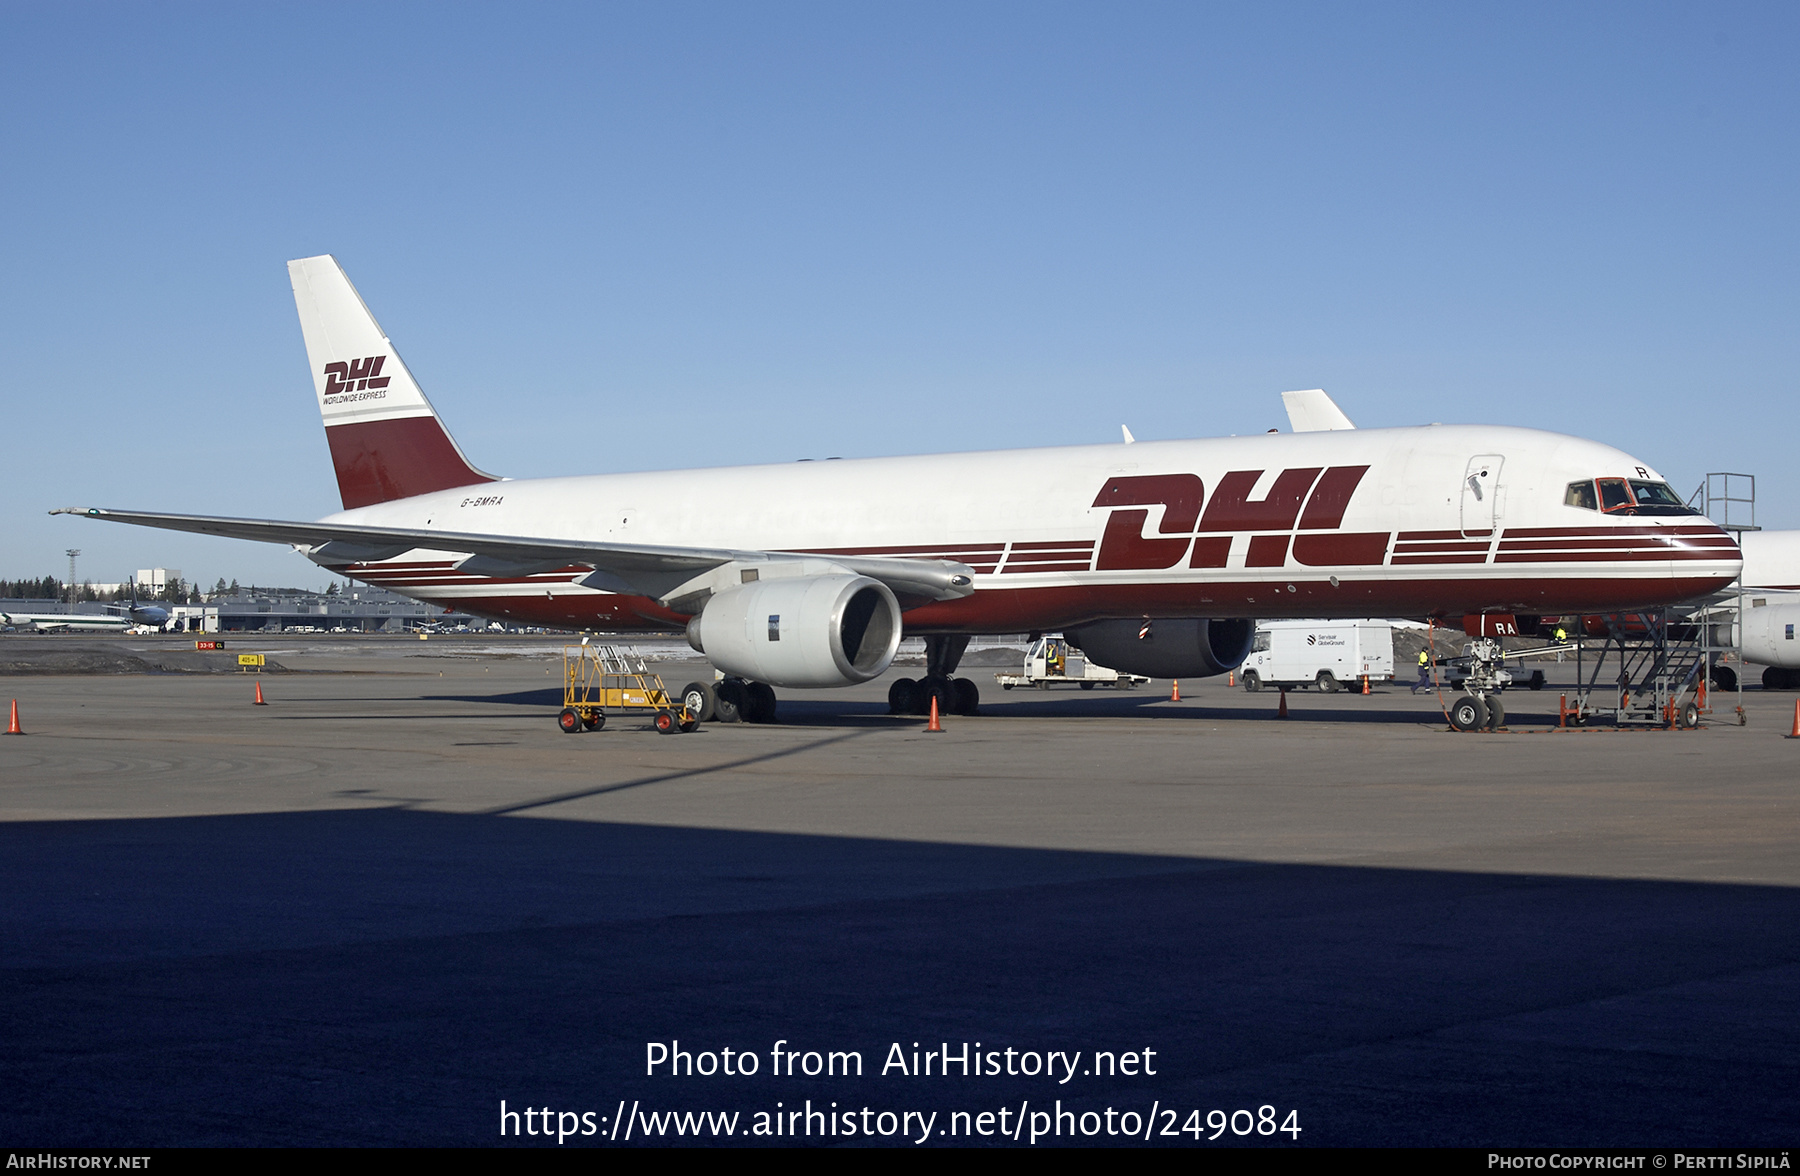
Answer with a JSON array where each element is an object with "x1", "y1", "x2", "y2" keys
[{"x1": 1461, "y1": 455, "x2": 1504, "y2": 538}]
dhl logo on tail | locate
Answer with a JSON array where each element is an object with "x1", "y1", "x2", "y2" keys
[{"x1": 323, "y1": 356, "x2": 391, "y2": 398}]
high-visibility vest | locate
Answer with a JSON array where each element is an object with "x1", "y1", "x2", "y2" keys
[{"x1": 1418, "y1": 651, "x2": 1429, "y2": 666}]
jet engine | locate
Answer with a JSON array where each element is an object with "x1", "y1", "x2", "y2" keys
[
  {"x1": 685, "y1": 574, "x2": 903, "y2": 689},
  {"x1": 1064, "y1": 618, "x2": 1255, "y2": 679},
  {"x1": 1740, "y1": 600, "x2": 1800, "y2": 687}
]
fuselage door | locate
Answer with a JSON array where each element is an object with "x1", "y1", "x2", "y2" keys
[{"x1": 1461, "y1": 455, "x2": 1504, "y2": 538}]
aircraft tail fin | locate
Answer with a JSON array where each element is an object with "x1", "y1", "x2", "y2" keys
[
  {"x1": 1282, "y1": 388, "x2": 1356, "y2": 432},
  {"x1": 288, "y1": 255, "x2": 499, "y2": 510}
]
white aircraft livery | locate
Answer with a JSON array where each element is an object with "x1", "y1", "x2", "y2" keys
[
  {"x1": 57, "y1": 255, "x2": 1741, "y2": 716},
  {"x1": 1725, "y1": 531, "x2": 1800, "y2": 684},
  {"x1": 1, "y1": 611, "x2": 143, "y2": 634}
]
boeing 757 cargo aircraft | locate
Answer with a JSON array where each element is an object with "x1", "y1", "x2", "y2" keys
[{"x1": 57, "y1": 256, "x2": 1740, "y2": 724}]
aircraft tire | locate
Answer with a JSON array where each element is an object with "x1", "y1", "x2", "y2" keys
[
  {"x1": 1448, "y1": 693, "x2": 1487, "y2": 732},
  {"x1": 1710, "y1": 666, "x2": 1737, "y2": 692},
  {"x1": 921, "y1": 677, "x2": 953, "y2": 717},
  {"x1": 1762, "y1": 666, "x2": 1790, "y2": 691},
  {"x1": 888, "y1": 677, "x2": 920, "y2": 715},
  {"x1": 680, "y1": 681, "x2": 716, "y2": 723},
  {"x1": 952, "y1": 677, "x2": 980, "y2": 715},
  {"x1": 745, "y1": 682, "x2": 778, "y2": 723},
  {"x1": 1485, "y1": 695, "x2": 1505, "y2": 729},
  {"x1": 713, "y1": 679, "x2": 746, "y2": 723}
]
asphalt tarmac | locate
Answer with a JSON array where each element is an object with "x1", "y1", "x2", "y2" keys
[{"x1": 1, "y1": 635, "x2": 1795, "y2": 1147}]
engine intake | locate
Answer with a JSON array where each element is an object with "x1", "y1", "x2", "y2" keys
[
  {"x1": 686, "y1": 574, "x2": 903, "y2": 689},
  {"x1": 1064, "y1": 618, "x2": 1255, "y2": 679}
]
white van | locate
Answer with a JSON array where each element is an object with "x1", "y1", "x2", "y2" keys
[{"x1": 1239, "y1": 621, "x2": 1395, "y2": 693}]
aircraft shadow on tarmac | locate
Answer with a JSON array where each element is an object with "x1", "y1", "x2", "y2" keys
[
  {"x1": 418, "y1": 685, "x2": 1560, "y2": 729},
  {"x1": 0, "y1": 808, "x2": 1794, "y2": 1147}
]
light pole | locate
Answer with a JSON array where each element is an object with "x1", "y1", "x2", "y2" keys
[{"x1": 65, "y1": 549, "x2": 80, "y2": 612}]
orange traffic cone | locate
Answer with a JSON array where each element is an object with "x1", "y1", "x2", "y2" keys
[
  {"x1": 1787, "y1": 699, "x2": 1800, "y2": 740},
  {"x1": 1170, "y1": 679, "x2": 1181, "y2": 702},
  {"x1": 5, "y1": 699, "x2": 21, "y2": 735},
  {"x1": 253, "y1": 681, "x2": 267, "y2": 706},
  {"x1": 926, "y1": 693, "x2": 943, "y2": 732},
  {"x1": 1277, "y1": 688, "x2": 1289, "y2": 719},
  {"x1": 1361, "y1": 675, "x2": 1370, "y2": 695},
  {"x1": 1228, "y1": 671, "x2": 1235, "y2": 687}
]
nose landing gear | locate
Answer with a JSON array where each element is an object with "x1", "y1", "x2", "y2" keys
[{"x1": 1447, "y1": 637, "x2": 1507, "y2": 731}]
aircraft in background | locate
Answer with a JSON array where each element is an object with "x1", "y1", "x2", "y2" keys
[
  {"x1": 57, "y1": 255, "x2": 1740, "y2": 728},
  {"x1": 1, "y1": 589, "x2": 169, "y2": 633},
  {"x1": 1721, "y1": 531, "x2": 1800, "y2": 688}
]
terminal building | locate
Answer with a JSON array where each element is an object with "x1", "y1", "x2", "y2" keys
[{"x1": 165, "y1": 586, "x2": 481, "y2": 633}]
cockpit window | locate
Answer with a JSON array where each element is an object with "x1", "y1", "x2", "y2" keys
[
  {"x1": 1565, "y1": 477, "x2": 1699, "y2": 516},
  {"x1": 1628, "y1": 480, "x2": 1693, "y2": 513},
  {"x1": 1597, "y1": 478, "x2": 1634, "y2": 512}
]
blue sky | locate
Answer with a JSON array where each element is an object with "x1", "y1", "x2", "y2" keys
[{"x1": 2, "y1": 2, "x2": 1795, "y2": 589}]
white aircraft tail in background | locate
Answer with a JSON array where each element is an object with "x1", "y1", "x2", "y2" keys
[{"x1": 1281, "y1": 389, "x2": 1356, "y2": 433}]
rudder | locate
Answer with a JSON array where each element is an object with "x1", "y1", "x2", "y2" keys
[{"x1": 288, "y1": 255, "x2": 498, "y2": 509}]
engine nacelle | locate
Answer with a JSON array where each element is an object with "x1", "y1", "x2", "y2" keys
[
  {"x1": 685, "y1": 574, "x2": 902, "y2": 688},
  {"x1": 1065, "y1": 618, "x2": 1255, "y2": 679},
  {"x1": 1741, "y1": 600, "x2": 1800, "y2": 670}
]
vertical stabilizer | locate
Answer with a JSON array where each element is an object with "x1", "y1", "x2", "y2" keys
[
  {"x1": 1281, "y1": 389, "x2": 1357, "y2": 433},
  {"x1": 289, "y1": 255, "x2": 498, "y2": 509}
]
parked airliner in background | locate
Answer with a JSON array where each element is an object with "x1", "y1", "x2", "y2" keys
[
  {"x1": 1, "y1": 611, "x2": 150, "y2": 634},
  {"x1": 57, "y1": 255, "x2": 1740, "y2": 723},
  {"x1": 1725, "y1": 531, "x2": 1800, "y2": 688},
  {"x1": 0, "y1": 597, "x2": 169, "y2": 634}
]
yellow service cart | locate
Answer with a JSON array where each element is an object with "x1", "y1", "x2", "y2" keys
[{"x1": 559, "y1": 643, "x2": 700, "y2": 735}]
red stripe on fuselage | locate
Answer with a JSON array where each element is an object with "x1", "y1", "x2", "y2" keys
[{"x1": 425, "y1": 572, "x2": 1736, "y2": 636}]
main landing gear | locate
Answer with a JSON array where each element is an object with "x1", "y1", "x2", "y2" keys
[
  {"x1": 683, "y1": 678, "x2": 779, "y2": 725},
  {"x1": 888, "y1": 635, "x2": 982, "y2": 716}
]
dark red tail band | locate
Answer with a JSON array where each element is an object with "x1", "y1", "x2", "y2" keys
[{"x1": 325, "y1": 417, "x2": 497, "y2": 510}]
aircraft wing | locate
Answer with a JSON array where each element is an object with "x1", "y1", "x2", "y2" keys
[{"x1": 52, "y1": 507, "x2": 977, "y2": 608}]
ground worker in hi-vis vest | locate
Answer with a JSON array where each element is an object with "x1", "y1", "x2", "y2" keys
[{"x1": 1413, "y1": 649, "x2": 1431, "y2": 694}]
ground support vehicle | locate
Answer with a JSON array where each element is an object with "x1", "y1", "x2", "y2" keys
[
  {"x1": 1239, "y1": 621, "x2": 1394, "y2": 694},
  {"x1": 559, "y1": 643, "x2": 700, "y2": 734},
  {"x1": 994, "y1": 636, "x2": 1149, "y2": 692}
]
